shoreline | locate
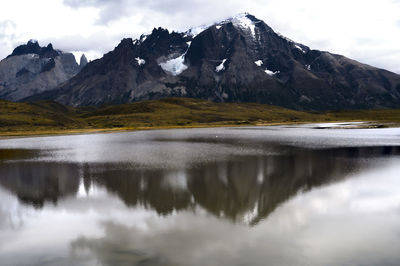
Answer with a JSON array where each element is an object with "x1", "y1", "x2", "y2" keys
[{"x1": 0, "y1": 120, "x2": 394, "y2": 140}]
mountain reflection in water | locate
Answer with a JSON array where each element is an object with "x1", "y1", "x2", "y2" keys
[{"x1": 0, "y1": 146, "x2": 398, "y2": 224}]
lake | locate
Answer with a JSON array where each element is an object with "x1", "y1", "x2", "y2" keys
[{"x1": 0, "y1": 124, "x2": 400, "y2": 266}]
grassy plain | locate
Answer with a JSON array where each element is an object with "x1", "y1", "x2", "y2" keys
[{"x1": 0, "y1": 98, "x2": 399, "y2": 137}]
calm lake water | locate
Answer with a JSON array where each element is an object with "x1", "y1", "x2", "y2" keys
[{"x1": 0, "y1": 124, "x2": 400, "y2": 266}]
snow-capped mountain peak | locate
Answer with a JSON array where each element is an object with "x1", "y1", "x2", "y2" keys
[
  {"x1": 183, "y1": 13, "x2": 261, "y2": 39},
  {"x1": 27, "y1": 13, "x2": 400, "y2": 111},
  {"x1": 230, "y1": 13, "x2": 258, "y2": 38}
]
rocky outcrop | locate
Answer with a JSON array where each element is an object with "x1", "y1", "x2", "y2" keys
[
  {"x1": 79, "y1": 54, "x2": 88, "y2": 69},
  {"x1": 0, "y1": 40, "x2": 82, "y2": 101}
]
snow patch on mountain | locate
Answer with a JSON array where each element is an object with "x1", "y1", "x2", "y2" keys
[
  {"x1": 135, "y1": 57, "x2": 146, "y2": 66},
  {"x1": 159, "y1": 54, "x2": 188, "y2": 76},
  {"x1": 182, "y1": 13, "x2": 260, "y2": 40},
  {"x1": 139, "y1": 34, "x2": 149, "y2": 43},
  {"x1": 276, "y1": 32, "x2": 309, "y2": 53},
  {"x1": 185, "y1": 25, "x2": 210, "y2": 38},
  {"x1": 265, "y1": 69, "x2": 280, "y2": 76},
  {"x1": 230, "y1": 13, "x2": 257, "y2": 38},
  {"x1": 295, "y1": 44, "x2": 306, "y2": 53},
  {"x1": 216, "y1": 59, "x2": 227, "y2": 72},
  {"x1": 254, "y1": 60, "x2": 263, "y2": 67},
  {"x1": 276, "y1": 32, "x2": 294, "y2": 43}
]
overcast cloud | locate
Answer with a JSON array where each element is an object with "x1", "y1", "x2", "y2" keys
[{"x1": 0, "y1": 0, "x2": 399, "y2": 73}]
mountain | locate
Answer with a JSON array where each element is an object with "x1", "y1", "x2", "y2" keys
[
  {"x1": 0, "y1": 40, "x2": 86, "y2": 101},
  {"x1": 25, "y1": 13, "x2": 400, "y2": 110}
]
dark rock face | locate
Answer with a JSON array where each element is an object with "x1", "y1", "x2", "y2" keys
[
  {"x1": 40, "y1": 58, "x2": 56, "y2": 73},
  {"x1": 0, "y1": 40, "x2": 81, "y2": 101},
  {"x1": 79, "y1": 54, "x2": 88, "y2": 68},
  {"x1": 8, "y1": 40, "x2": 60, "y2": 59},
  {"x1": 15, "y1": 67, "x2": 30, "y2": 78},
  {"x1": 7, "y1": 40, "x2": 42, "y2": 57},
  {"x1": 26, "y1": 13, "x2": 400, "y2": 110}
]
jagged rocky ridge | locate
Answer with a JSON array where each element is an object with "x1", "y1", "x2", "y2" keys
[
  {"x1": 0, "y1": 40, "x2": 87, "y2": 101},
  {"x1": 26, "y1": 14, "x2": 400, "y2": 110}
]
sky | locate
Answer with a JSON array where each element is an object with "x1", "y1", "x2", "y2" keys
[{"x1": 0, "y1": 0, "x2": 400, "y2": 73}]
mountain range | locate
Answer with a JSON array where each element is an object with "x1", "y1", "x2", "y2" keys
[{"x1": 2, "y1": 13, "x2": 400, "y2": 110}]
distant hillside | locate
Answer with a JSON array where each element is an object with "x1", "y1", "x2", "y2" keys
[
  {"x1": 0, "y1": 100, "x2": 84, "y2": 129},
  {"x1": 1, "y1": 98, "x2": 399, "y2": 136}
]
